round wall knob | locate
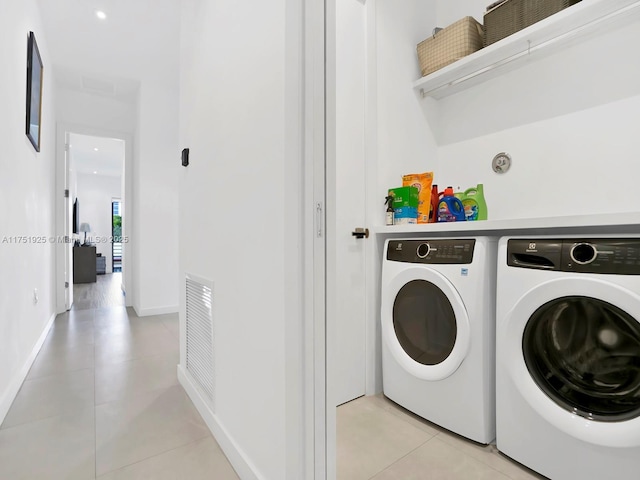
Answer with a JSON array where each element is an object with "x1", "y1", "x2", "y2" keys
[{"x1": 492, "y1": 152, "x2": 512, "y2": 173}]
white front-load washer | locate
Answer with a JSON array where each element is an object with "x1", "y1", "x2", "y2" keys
[
  {"x1": 496, "y1": 236, "x2": 640, "y2": 479},
  {"x1": 381, "y1": 237, "x2": 497, "y2": 444}
]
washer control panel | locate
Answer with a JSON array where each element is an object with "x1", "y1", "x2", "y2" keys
[
  {"x1": 507, "y1": 239, "x2": 640, "y2": 275},
  {"x1": 387, "y1": 239, "x2": 475, "y2": 264}
]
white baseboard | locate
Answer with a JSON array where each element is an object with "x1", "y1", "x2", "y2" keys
[
  {"x1": 0, "y1": 312, "x2": 56, "y2": 425},
  {"x1": 178, "y1": 365, "x2": 263, "y2": 480},
  {"x1": 133, "y1": 305, "x2": 178, "y2": 317}
]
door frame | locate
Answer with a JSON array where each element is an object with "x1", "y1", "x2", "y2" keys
[{"x1": 55, "y1": 123, "x2": 133, "y2": 312}]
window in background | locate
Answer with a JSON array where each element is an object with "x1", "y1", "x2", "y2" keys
[{"x1": 112, "y1": 200, "x2": 122, "y2": 273}]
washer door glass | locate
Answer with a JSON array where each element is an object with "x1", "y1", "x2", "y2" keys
[
  {"x1": 393, "y1": 279, "x2": 456, "y2": 365},
  {"x1": 523, "y1": 296, "x2": 640, "y2": 422}
]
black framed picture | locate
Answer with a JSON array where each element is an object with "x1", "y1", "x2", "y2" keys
[{"x1": 26, "y1": 31, "x2": 43, "y2": 152}]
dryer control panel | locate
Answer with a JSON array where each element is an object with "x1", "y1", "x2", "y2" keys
[
  {"x1": 507, "y1": 239, "x2": 640, "y2": 275},
  {"x1": 387, "y1": 239, "x2": 475, "y2": 264}
]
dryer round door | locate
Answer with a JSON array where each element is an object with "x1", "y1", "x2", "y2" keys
[
  {"x1": 382, "y1": 267, "x2": 470, "y2": 381},
  {"x1": 504, "y1": 277, "x2": 640, "y2": 447}
]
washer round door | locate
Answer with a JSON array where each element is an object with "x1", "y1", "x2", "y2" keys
[
  {"x1": 382, "y1": 267, "x2": 470, "y2": 381},
  {"x1": 504, "y1": 277, "x2": 640, "y2": 447}
]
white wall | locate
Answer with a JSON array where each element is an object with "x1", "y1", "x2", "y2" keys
[
  {"x1": 76, "y1": 173, "x2": 122, "y2": 272},
  {"x1": 0, "y1": 0, "x2": 57, "y2": 422},
  {"x1": 178, "y1": 0, "x2": 304, "y2": 478},
  {"x1": 55, "y1": 70, "x2": 180, "y2": 316},
  {"x1": 375, "y1": 0, "x2": 439, "y2": 221},
  {"x1": 433, "y1": 14, "x2": 640, "y2": 220},
  {"x1": 132, "y1": 82, "x2": 179, "y2": 316},
  {"x1": 436, "y1": 0, "x2": 487, "y2": 27},
  {"x1": 56, "y1": 87, "x2": 137, "y2": 133},
  {"x1": 371, "y1": 1, "x2": 640, "y2": 222}
]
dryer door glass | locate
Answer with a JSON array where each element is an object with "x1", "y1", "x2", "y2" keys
[
  {"x1": 523, "y1": 296, "x2": 640, "y2": 422},
  {"x1": 393, "y1": 279, "x2": 457, "y2": 365}
]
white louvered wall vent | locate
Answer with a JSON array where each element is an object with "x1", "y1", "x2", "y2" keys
[{"x1": 185, "y1": 274, "x2": 215, "y2": 409}]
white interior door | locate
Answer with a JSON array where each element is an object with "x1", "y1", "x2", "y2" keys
[{"x1": 332, "y1": 0, "x2": 368, "y2": 407}]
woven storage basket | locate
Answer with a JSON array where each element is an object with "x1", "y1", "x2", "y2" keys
[
  {"x1": 484, "y1": 0, "x2": 581, "y2": 46},
  {"x1": 417, "y1": 16, "x2": 484, "y2": 77}
]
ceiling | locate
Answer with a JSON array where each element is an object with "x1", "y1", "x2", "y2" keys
[
  {"x1": 70, "y1": 133, "x2": 124, "y2": 177},
  {"x1": 36, "y1": 0, "x2": 181, "y2": 102}
]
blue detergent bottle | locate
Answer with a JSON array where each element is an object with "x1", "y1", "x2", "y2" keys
[{"x1": 437, "y1": 186, "x2": 466, "y2": 222}]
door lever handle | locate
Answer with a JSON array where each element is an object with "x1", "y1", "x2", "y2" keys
[{"x1": 352, "y1": 228, "x2": 369, "y2": 239}]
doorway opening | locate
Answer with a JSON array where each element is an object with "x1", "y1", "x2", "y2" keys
[
  {"x1": 112, "y1": 200, "x2": 122, "y2": 273},
  {"x1": 56, "y1": 125, "x2": 133, "y2": 313}
]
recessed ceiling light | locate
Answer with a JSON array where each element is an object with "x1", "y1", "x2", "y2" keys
[
  {"x1": 96, "y1": 10, "x2": 107, "y2": 20},
  {"x1": 93, "y1": 171, "x2": 98, "y2": 174},
  {"x1": 94, "y1": 147, "x2": 99, "y2": 151}
]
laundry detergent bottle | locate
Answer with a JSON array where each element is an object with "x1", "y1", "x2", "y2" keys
[
  {"x1": 463, "y1": 183, "x2": 487, "y2": 220},
  {"x1": 428, "y1": 184, "x2": 439, "y2": 223},
  {"x1": 437, "y1": 186, "x2": 466, "y2": 222}
]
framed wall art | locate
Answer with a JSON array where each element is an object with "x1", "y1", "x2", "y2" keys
[{"x1": 26, "y1": 31, "x2": 43, "y2": 152}]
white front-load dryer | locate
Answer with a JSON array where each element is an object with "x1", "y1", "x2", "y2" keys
[
  {"x1": 496, "y1": 236, "x2": 640, "y2": 480},
  {"x1": 381, "y1": 237, "x2": 497, "y2": 444}
]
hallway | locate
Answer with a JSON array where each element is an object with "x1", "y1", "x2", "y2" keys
[{"x1": 0, "y1": 274, "x2": 239, "y2": 479}]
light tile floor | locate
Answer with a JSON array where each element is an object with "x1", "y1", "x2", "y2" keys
[
  {"x1": 1, "y1": 274, "x2": 548, "y2": 479},
  {"x1": 337, "y1": 395, "x2": 548, "y2": 480},
  {"x1": 0, "y1": 274, "x2": 240, "y2": 480}
]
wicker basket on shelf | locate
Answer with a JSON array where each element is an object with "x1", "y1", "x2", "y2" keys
[
  {"x1": 484, "y1": 0, "x2": 582, "y2": 46},
  {"x1": 416, "y1": 16, "x2": 484, "y2": 77}
]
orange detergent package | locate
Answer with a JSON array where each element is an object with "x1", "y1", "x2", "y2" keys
[{"x1": 402, "y1": 172, "x2": 434, "y2": 223}]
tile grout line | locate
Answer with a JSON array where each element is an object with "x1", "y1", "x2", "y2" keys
[
  {"x1": 365, "y1": 434, "x2": 440, "y2": 480},
  {"x1": 363, "y1": 397, "x2": 531, "y2": 480},
  {"x1": 95, "y1": 434, "x2": 213, "y2": 478}
]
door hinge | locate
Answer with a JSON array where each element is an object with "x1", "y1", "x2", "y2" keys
[
  {"x1": 64, "y1": 281, "x2": 69, "y2": 288},
  {"x1": 316, "y1": 202, "x2": 323, "y2": 238},
  {"x1": 65, "y1": 143, "x2": 70, "y2": 153},
  {"x1": 64, "y1": 189, "x2": 69, "y2": 198}
]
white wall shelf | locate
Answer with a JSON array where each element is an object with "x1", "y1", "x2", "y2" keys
[
  {"x1": 373, "y1": 212, "x2": 640, "y2": 236},
  {"x1": 413, "y1": 0, "x2": 640, "y2": 99}
]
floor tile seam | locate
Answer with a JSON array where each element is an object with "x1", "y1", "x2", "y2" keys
[
  {"x1": 0, "y1": 405, "x2": 96, "y2": 433},
  {"x1": 492, "y1": 450, "x2": 547, "y2": 480},
  {"x1": 26, "y1": 365, "x2": 96, "y2": 382},
  {"x1": 370, "y1": 395, "x2": 448, "y2": 437},
  {"x1": 22, "y1": 366, "x2": 95, "y2": 384},
  {"x1": 435, "y1": 434, "x2": 520, "y2": 478},
  {"x1": 95, "y1": 431, "x2": 213, "y2": 478},
  {"x1": 94, "y1": 351, "x2": 180, "y2": 371},
  {"x1": 424, "y1": 436, "x2": 516, "y2": 480},
  {"x1": 379, "y1": 404, "x2": 444, "y2": 439},
  {"x1": 365, "y1": 434, "x2": 441, "y2": 480},
  {"x1": 93, "y1": 380, "x2": 181, "y2": 407},
  {"x1": 2, "y1": 393, "x2": 96, "y2": 430},
  {"x1": 94, "y1": 350, "x2": 178, "y2": 370}
]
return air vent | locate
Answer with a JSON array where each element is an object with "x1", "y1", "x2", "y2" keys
[{"x1": 185, "y1": 274, "x2": 215, "y2": 408}]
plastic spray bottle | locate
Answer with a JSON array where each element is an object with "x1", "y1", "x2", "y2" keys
[{"x1": 385, "y1": 196, "x2": 394, "y2": 226}]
